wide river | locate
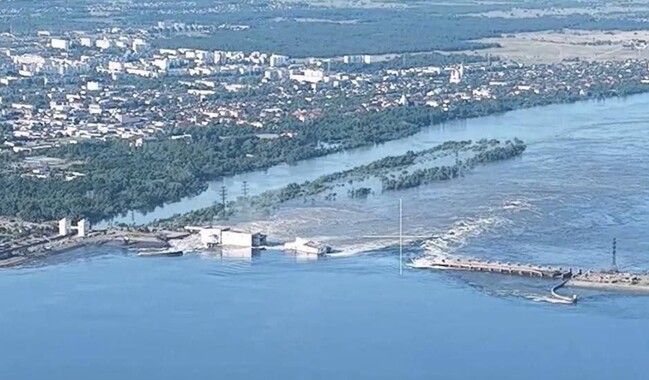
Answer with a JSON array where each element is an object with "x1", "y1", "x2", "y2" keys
[{"x1": 4, "y1": 94, "x2": 649, "y2": 379}]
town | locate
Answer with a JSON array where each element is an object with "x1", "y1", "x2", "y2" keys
[{"x1": 2, "y1": 25, "x2": 649, "y2": 158}]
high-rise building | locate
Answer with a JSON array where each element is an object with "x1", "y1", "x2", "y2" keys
[
  {"x1": 270, "y1": 54, "x2": 289, "y2": 67},
  {"x1": 213, "y1": 51, "x2": 228, "y2": 65},
  {"x1": 50, "y1": 38, "x2": 70, "y2": 50},
  {"x1": 449, "y1": 64, "x2": 464, "y2": 84},
  {"x1": 96, "y1": 38, "x2": 111, "y2": 50},
  {"x1": 79, "y1": 37, "x2": 93, "y2": 47},
  {"x1": 86, "y1": 81, "x2": 100, "y2": 91},
  {"x1": 132, "y1": 38, "x2": 147, "y2": 53},
  {"x1": 343, "y1": 55, "x2": 364, "y2": 64}
]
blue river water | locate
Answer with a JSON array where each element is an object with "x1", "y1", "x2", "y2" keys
[{"x1": 4, "y1": 94, "x2": 649, "y2": 379}]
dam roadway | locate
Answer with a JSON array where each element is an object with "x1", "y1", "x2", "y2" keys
[
  {"x1": 409, "y1": 256, "x2": 573, "y2": 279},
  {"x1": 411, "y1": 254, "x2": 649, "y2": 299}
]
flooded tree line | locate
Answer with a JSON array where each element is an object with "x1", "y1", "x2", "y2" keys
[{"x1": 152, "y1": 139, "x2": 526, "y2": 228}]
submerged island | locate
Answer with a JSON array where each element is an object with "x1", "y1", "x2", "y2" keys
[{"x1": 152, "y1": 138, "x2": 527, "y2": 228}]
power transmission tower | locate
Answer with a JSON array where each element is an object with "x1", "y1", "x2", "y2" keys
[
  {"x1": 220, "y1": 186, "x2": 227, "y2": 207},
  {"x1": 242, "y1": 181, "x2": 249, "y2": 197}
]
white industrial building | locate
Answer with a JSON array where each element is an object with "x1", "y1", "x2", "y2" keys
[
  {"x1": 283, "y1": 238, "x2": 331, "y2": 255},
  {"x1": 449, "y1": 63, "x2": 464, "y2": 84},
  {"x1": 58, "y1": 218, "x2": 90, "y2": 237},
  {"x1": 51, "y1": 38, "x2": 70, "y2": 50},
  {"x1": 132, "y1": 39, "x2": 148, "y2": 53},
  {"x1": 223, "y1": 229, "x2": 266, "y2": 247},
  {"x1": 290, "y1": 69, "x2": 326, "y2": 84},
  {"x1": 89, "y1": 104, "x2": 102, "y2": 115},
  {"x1": 213, "y1": 51, "x2": 227, "y2": 65},
  {"x1": 79, "y1": 37, "x2": 93, "y2": 47},
  {"x1": 86, "y1": 81, "x2": 100, "y2": 91},
  {"x1": 152, "y1": 58, "x2": 169, "y2": 71},
  {"x1": 194, "y1": 227, "x2": 267, "y2": 248},
  {"x1": 343, "y1": 55, "x2": 364, "y2": 64},
  {"x1": 108, "y1": 61, "x2": 124, "y2": 72},
  {"x1": 270, "y1": 54, "x2": 289, "y2": 67},
  {"x1": 96, "y1": 38, "x2": 111, "y2": 50}
]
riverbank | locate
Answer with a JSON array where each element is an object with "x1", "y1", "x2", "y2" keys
[{"x1": 0, "y1": 229, "x2": 176, "y2": 268}]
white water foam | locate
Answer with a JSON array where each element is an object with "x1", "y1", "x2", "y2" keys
[
  {"x1": 522, "y1": 294, "x2": 575, "y2": 305},
  {"x1": 199, "y1": 196, "x2": 540, "y2": 258},
  {"x1": 420, "y1": 197, "x2": 535, "y2": 260}
]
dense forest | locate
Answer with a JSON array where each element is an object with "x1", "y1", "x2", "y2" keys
[
  {"x1": 0, "y1": 129, "x2": 334, "y2": 222},
  {"x1": 154, "y1": 9, "x2": 649, "y2": 57},
  {"x1": 3, "y1": 0, "x2": 649, "y2": 57}
]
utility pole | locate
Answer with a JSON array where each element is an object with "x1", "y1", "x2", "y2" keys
[
  {"x1": 612, "y1": 237, "x2": 618, "y2": 272},
  {"x1": 399, "y1": 198, "x2": 403, "y2": 275},
  {"x1": 361, "y1": 200, "x2": 433, "y2": 276}
]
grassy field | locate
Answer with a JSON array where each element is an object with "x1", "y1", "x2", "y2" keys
[{"x1": 462, "y1": 29, "x2": 649, "y2": 63}]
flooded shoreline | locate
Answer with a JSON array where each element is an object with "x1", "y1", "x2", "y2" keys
[{"x1": 99, "y1": 93, "x2": 649, "y2": 227}]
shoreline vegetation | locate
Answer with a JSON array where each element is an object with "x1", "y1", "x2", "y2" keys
[
  {"x1": 151, "y1": 139, "x2": 526, "y2": 228},
  {"x1": 2, "y1": 84, "x2": 648, "y2": 224}
]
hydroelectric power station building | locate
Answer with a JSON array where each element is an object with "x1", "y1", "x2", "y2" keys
[{"x1": 189, "y1": 227, "x2": 267, "y2": 249}]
